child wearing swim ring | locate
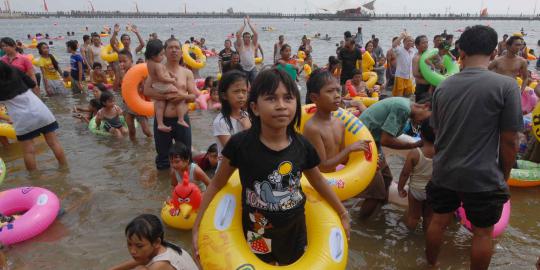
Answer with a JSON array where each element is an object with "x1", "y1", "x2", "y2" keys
[
  {"x1": 108, "y1": 214, "x2": 198, "y2": 270},
  {"x1": 169, "y1": 142, "x2": 210, "y2": 192},
  {"x1": 145, "y1": 39, "x2": 188, "y2": 131},
  {"x1": 212, "y1": 70, "x2": 251, "y2": 161},
  {"x1": 95, "y1": 91, "x2": 128, "y2": 138},
  {"x1": 193, "y1": 69, "x2": 350, "y2": 266}
]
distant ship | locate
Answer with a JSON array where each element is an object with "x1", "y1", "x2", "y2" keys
[{"x1": 316, "y1": 0, "x2": 375, "y2": 20}]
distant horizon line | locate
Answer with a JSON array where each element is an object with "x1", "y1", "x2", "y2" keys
[{"x1": 3, "y1": 9, "x2": 539, "y2": 16}]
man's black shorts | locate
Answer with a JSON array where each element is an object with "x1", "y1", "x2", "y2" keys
[{"x1": 426, "y1": 181, "x2": 509, "y2": 228}]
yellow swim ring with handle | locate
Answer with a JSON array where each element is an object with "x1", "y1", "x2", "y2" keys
[
  {"x1": 255, "y1": 57, "x2": 263, "y2": 64},
  {"x1": 100, "y1": 42, "x2": 124, "y2": 63},
  {"x1": 182, "y1": 44, "x2": 206, "y2": 70},
  {"x1": 298, "y1": 105, "x2": 378, "y2": 201},
  {"x1": 197, "y1": 173, "x2": 348, "y2": 270},
  {"x1": 362, "y1": 71, "x2": 378, "y2": 89}
]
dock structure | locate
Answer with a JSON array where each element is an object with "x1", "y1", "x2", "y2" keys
[{"x1": 1, "y1": 11, "x2": 540, "y2": 21}]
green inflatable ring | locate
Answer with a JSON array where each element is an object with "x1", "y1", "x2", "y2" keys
[
  {"x1": 516, "y1": 160, "x2": 540, "y2": 170},
  {"x1": 88, "y1": 116, "x2": 136, "y2": 136},
  {"x1": 419, "y1": 49, "x2": 460, "y2": 87},
  {"x1": 0, "y1": 157, "x2": 6, "y2": 185}
]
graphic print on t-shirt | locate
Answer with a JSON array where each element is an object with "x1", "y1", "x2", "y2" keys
[{"x1": 245, "y1": 161, "x2": 304, "y2": 212}]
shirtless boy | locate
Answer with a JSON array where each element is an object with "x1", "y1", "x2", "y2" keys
[{"x1": 303, "y1": 70, "x2": 370, "y2": 173}]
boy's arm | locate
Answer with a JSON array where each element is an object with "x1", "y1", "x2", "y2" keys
[
  {"x1": 194, "y1": 165, "x2": 211, "y2": 186},
  {"x1": 397, "y1": 149, "x2": 418, "y2": 197},
  {"x1": 304, "y1": 167, "x2": 350, "y2": 239}
]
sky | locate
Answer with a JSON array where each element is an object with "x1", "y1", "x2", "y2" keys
[{"x1": 6, "y1": 0, "x2": 540, "y2": 15}]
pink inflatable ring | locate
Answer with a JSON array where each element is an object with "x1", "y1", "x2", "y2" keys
[
  {"x1": 456, "y1": 200, "x2": 511, "y2": 238},
  {"x1": 0, "y1": 187, "x2": 60, "y2": 245}
]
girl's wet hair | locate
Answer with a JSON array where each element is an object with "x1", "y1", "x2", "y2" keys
[
  {"x1": 37, "y1": 42, "x2": 60, "y2": 73},
  {"x1": 218, "y1": 70, "x2": 249, "y2": 132},
  {"x1": 248, "y1": 68, "x2": 302, "y2": 137},
  {"x1": 99, "y1": 91, "x2": 114, "y2": 105},
  {"x1": 144, "y1": 39, "x2": 164, "y2": 60},
  {"x1": 125, "y1": 214, "x2": 183, "y2": 255},
  {"x1": 168, "y1": 142, "x2": 191, "y2": 160}
]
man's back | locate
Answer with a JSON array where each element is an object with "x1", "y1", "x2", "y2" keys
[{"x1": 431, "y1": 67, "x2": 522, "y2": 192}]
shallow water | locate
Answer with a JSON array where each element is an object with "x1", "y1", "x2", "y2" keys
[{"x1": 0, "y1": 18, "x2": 539, "y2": 269}]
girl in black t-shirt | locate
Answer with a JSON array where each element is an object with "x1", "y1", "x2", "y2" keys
[{"x1": 193, "y1": 69, "x2": 351, "y2": 266}]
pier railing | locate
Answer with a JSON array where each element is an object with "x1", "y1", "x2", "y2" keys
[{"x1": 1, "y1": 11, "x2": 539, "y2": 21}]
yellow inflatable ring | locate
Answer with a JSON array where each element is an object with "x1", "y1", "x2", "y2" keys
[
  {"x1": 198, "y1": 174, "x2": 348, "y2": 270},
  {"x1": 255, "y1": 57, "x2": 263, "y2": 64},
  {"x1": 298, "y1": 105, "x2": 378, "y2": 200},
  {"x1": 182, "y1": 44, "x2": 206, "y2": 70},
  {"x1": 362, "y1": 71, "x2": 378, "y2": 89},
  {"x1": 532, "y1": 102, "x2": 540, "y2": 142},
  {"x1": 0, "y1": 123, "x2": 16, "y2": 139},
  {"x1": 99, "y1": 33, "x2": 109, "y2": 38},
  {"x1": 353, "y1": 96, "x2": 379, "y2": 107},
  {"x1": 362, "y1": 52, "x2": 375, "y2": 71},
  {"x1": 517, "y1": 77, "x2": 538, "y2": 89},
  {"x1": 100, "y1": 42, "x2": 124, "y2": 63}
]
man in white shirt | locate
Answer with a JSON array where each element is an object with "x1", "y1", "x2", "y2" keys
[{"x1": 391, "y1": 32, "x2": 417, "y2": 97}]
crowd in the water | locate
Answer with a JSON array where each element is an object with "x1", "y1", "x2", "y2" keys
[{"x1": 1, "y1": 15, "x2": 540, "y2": 270}]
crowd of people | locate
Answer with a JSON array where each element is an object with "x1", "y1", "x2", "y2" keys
[{"x1": 1, "y1": 17, "x2": 540, "y2": 269}]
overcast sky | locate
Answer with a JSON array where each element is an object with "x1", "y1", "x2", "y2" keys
[{"x1": 7, "y1": 0, "x2": 540, "y2": 14}]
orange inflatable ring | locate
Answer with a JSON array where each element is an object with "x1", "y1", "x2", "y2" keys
[{"x1": 121, "y1": 63, "x2": 154, "y2": 116}]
